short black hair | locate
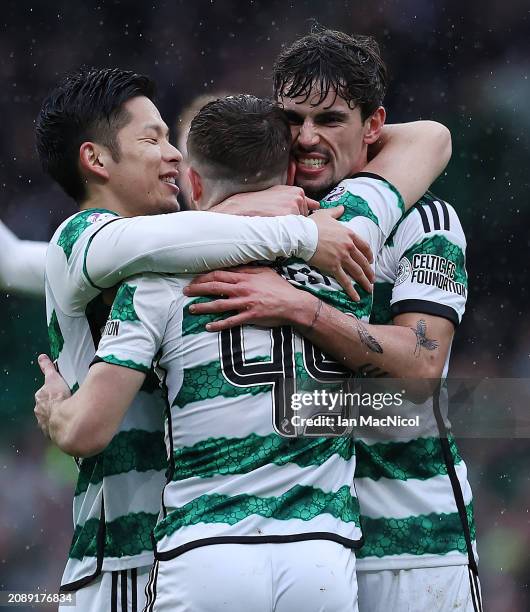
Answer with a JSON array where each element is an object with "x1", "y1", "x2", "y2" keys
[
  {"x1": 36, "y1": 67, "x2": 156, "y2": 202},
  {"x1": 273, "y1": 29, "x2": 387, "y2": 120},
  {"x1": 187, "y1": 94, "x2": 291, "y2": 185}
]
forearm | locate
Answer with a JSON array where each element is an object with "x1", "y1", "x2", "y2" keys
[
  {"x1": 368, "y1": 121, "x2": 452, "y2": 208},
  {"x1": 85, "y1": 211, "x2": 317, "y2": 288},
  {"x1": 0, "y1": 221, "x2": 46, "y2": 296},
  {"x1": 293, "y1": 294, "x2": 440, "y2": 379},
  {"x1": 48, "y1": 396, "x2": 94, "y2": 457}
]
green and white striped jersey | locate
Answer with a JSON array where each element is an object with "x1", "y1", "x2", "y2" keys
[
  {"x1": 94, "y1": 175, "x2": 405, "y2": 560},
  {"x1": 356, "y1": 192, "x2": 477, "y2": 571},
  {"x1": 44, "y1": 207, "x2": 323, "y2": 589}
]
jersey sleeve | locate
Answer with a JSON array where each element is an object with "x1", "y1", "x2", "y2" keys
[
  {"x1": 389, "y1": 197, "x2": 467, "y2": 326},
  {"x1": 83, "y1": 211, "x2": 318, "y2": 290},
  {"x1": 319, "y1": 172, "x2": 405, "y2": 257},
  {"x1": 93, "y1": 274, "x2": 175, "y2": 373},
  {"x1": 0, "y1": 220, "x2": 47, "y2": 296}
]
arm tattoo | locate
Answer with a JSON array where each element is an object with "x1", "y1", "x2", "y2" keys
[
  {"x1": 354, "y1": 319, "x2": 383, "y2": 354},
  {"x1": 411, "y1": 319, "x2": 439, "y2": 356}
]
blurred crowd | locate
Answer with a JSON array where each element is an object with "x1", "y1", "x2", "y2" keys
[{"x1": 0, "y1": 0, "x2": 528, "y2": 609}]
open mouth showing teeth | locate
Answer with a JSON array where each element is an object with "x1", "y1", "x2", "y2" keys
[
  {"x1": 298, "y1": 158, "x2": 327, "y2": 168},
  {"x1": 161, "y1": 177, "x2": 176, "y2": 184}
]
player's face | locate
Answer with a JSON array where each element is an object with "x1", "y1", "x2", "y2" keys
[
  {"x1": 280, "y1": 89, "x2": 369, "y2": 200},
  {"x1": 107, "y1": 96, "x2": 182, "y2": 216}
]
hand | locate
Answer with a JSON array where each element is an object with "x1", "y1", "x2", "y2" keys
[
  {"x1": 183, "y1": 267, "x2": 318, "y2": 331},
  {"x1": 214, "y1": 185, "x2": 320, "y2": 217},
  {"x1": 34, "y1": 354, "x2": 72, "y2": 438},
  {"x1": 308, "y1": 207, "x2": 375, "y2": 301}
]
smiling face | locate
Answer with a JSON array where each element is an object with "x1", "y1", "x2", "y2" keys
[
  {"x1": 104, "y1": 96, "x2": 182, "y2": 216},
  {"x1": 280, "y1": 88, "x2": 372, "y2": 200}
]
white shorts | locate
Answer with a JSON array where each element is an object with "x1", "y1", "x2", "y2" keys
[
  {"x1": 357, "y1": 565, "x2": 483, "y2": 612},
  {"x1": 59, "y1": 567, "x2": 150, "y2": 612},
  {"x1": 144, "y1": 540, "x2": 358, "y2": 612}
]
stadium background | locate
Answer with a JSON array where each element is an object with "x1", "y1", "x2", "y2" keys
[{"x1": 0, "y1": 0, "x2": 528, "y2": 609}]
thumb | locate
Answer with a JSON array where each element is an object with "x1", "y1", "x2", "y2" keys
[
  {"x1": 320, "y1": 205, "x2": 344, "y2": 219},
  {"x1": 38, "y1": 354, "x2": 56, "y2": 378}
]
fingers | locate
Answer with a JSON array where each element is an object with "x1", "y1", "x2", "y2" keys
[
  {"x1": 334, "y1": 268, "x2": 360, "y2": 302},
  {"x1": 38, "y1": 354, "x2": 56, "y2": 378},
  {"x1": 184, "y1": 281, "x2": 238, "y2": 298},
  {"x1": 188, "y1": 270, "x2": 242, "y2": 286},
  {"x1": 349, "y1": 231, "x2": 374, "y2": 265},
  {"x1": 342, "y1": 258, "x2": 373, "y2": 295},
  {"x1": 306, "y1": 198, "x2": 320, "y2": 211},
  {"x1": 189, "y1": 297, "x2": 246, "y2": 315},
  {"x1": 321, "y1": 205, "x2": 344, "y2": 219},
  {"x1": 347, "y1": 243, "x2": 375, "y2": 288},
  {"x1": 205, "y1": 312, "x2": 253, "y2": 332}
]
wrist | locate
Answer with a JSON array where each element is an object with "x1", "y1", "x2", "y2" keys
[{"x1": 291, "y1": 293, "x2": 322, "y2": 329}]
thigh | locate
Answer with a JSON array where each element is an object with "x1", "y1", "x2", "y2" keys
[
  {"x1": 272, "y1": 540, "x2": 358, "y2": 612},
  {"x1": 358, "y1": 565, "x2": 482, "y2": 612},
  {"x1": 145, "y1": 545, "x2": 272, "y2": 612}
]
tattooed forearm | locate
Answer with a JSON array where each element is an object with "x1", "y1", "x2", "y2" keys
[
  {"x1": 411, "y1": 319, "x2": 439, "y2": 356},
  {"x1": 354, "y1": 319, "x2": 383, "y2": 354}
]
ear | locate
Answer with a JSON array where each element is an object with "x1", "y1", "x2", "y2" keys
[
  {"x1": 287, "y1": 158, "x2": 296, "y2": 186},
  {"x1": 79, "y1": 142, "x2": 110, "y2": 181},
  {"x1": 188, "y1": 166, "x2": 203, "y2": 206},
  {"x1": 363, "y1": 107, "x2": 386, "y2": 145}
]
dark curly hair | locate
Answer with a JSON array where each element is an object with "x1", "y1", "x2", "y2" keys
[{"x1": 273, "y1": 29, "x2": 387, "y2": 119}]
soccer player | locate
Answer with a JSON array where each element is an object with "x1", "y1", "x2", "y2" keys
[
  {"x1": 33, "y1": 67, "x2": 371, "y2": 610},
  {"x1": 35, "y1": 90, "x2": 449, "y2": 612},
  {"x1": 183, "y1": 30, "x2": 480, "y2": 612},
  {"x1": 0, "y1": 220, "x2": 46, "y2": 295}
]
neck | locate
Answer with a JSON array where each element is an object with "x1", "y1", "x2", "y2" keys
[{"x1": 79, "y1": 188, "x2": 133, "y2": 217}]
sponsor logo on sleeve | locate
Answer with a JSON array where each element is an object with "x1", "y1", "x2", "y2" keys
[{"x1": 397, "y1": 254, "x2": 466, "y2": 296}]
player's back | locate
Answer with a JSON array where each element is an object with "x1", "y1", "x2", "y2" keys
[{"x1": 96, "y1": 270, "x2": 364, "y2": 561}]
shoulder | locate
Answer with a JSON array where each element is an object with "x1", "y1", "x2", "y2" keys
[
  {"x1": 320, "y1": 172, "x2": 405, "y2": 225},
  {"x1": 387, "y1": 192, "x2": 466, "y2": 253},
  {"x1": 51, "y1": 208, "x2": 120, "y2": 261}
]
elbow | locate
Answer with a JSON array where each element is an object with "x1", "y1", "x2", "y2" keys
[
  {"x1": 427, "y1": 121, "x2": 452, "y2": 169},
  {"x1": 405, "y1": 359, "x2": 444, "y2": 404}
]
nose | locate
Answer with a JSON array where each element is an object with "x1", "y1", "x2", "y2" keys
[
  {"x1": 298, "y1": 118, "x2": 319, "y2": 148},
  {"x1": 164, "y1": 140, "x2": 183, "y2": 164}
]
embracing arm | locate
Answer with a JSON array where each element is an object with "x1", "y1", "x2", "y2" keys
[
  {"x1": 290, "y1": 292, "x2": 453, "y2": 380},
  {"x1": 0, "y1": 220, "x2": 47, "y2": 296},
  {"x1": 183, "y1": 268, "x2": 454, "y2": 397},
  {"x1": 367, "y1": 121, "x2": 452, "y2": 208},
  {"x1": 35, "y1": 355, "x2": 145, "y2": 457},
  {"x1": 83, "y1": 208, "x2": 372, "y2": 302}
]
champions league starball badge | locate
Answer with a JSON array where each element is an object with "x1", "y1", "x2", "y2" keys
[{"x1": 323, "y1": 185, "x2": 346, "y2": 202}]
